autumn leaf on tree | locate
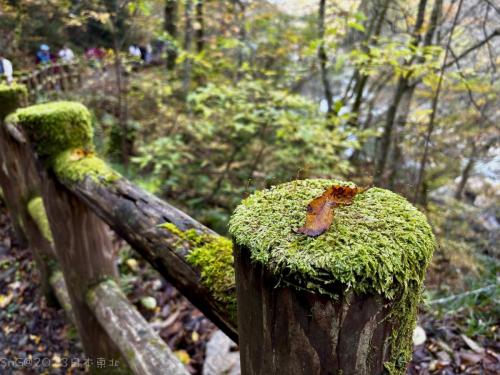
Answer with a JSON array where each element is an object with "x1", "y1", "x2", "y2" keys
[{"x1": 295, "y1": 184, "x2": 367, "y2": 237}]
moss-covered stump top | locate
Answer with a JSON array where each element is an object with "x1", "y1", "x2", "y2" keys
[
  {"x1": 0, "y1": 83, "x2": 27, "y2": 120},
  {"x1": 7, "y1": 101, "x2": 93, "y2": 158},
  {"x1": 229, "y1": 179, "x2": 435, "y2": 298}
]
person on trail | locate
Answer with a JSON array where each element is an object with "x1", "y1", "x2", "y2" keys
[
  {"x1": 0, "y1": 54, "x2": 13, "y2": 84},
  {"x1": 36, "y1": 44, "x2": 51, "y2": 64},
  {"x1": 58, "y1": 45, "x2": 75, "y2": 63},
  {"x1": 129, "y1": 44, "x2": 141, "y2": 58}
]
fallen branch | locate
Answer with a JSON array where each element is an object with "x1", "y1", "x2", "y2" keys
[{"x1": 429, "y1": 284, "x2": 497, "y2": 305}]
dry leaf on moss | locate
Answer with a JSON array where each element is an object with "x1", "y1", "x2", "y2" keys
[{"x1": 295, "y1": 184, "x2": 367, "y2": 237}]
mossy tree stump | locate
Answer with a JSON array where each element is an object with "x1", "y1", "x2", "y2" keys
[
  {"x1": 229, "y1": 179, "x2": 435, "y2": 375},
  {"x1": 10, "y1": 102, "x2": 124, "y2": 370}
]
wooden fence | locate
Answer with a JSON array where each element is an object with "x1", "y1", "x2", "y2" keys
[
  {"x1": 0, "y1": 83, "x2": 435, "y2": 375},
  {"x1": 1, "y1": 62, "x2": 83, "y2": 98}
]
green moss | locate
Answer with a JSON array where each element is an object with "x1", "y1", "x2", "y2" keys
[
  {"x1": 229, "y1": 179, "x2": 436, "y2": 374},
  {"x1": 159, "y1": 223, "x2": 237, "y2": 320},
  {"x1": 27, "y1": 196, "x2": 53, "y2": 243},
  {"x1": 8, "y1": 101, "x2": 93, "y2": 158},
  {"x1": 0, "y1": 83, "x2": 27, "y2": 120},
  {"x1": 53, "y1": 149, "x2": 121, "y2": 184}
]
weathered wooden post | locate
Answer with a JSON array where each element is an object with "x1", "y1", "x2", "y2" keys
[
  {"x1": 9, "y1": 102, "x2": 125, "y2": 372},
  {"x1": 0, "y1": 83, "x2": 29, "y2": 245},
  {"x1": 229, "y1": 179, "x2": 435, "y2": 375},
  {"x1": 0, "y1": 85, "x2": 61, "y2": 303}
]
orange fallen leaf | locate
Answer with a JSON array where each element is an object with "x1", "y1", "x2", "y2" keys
[
  {"x1": 69, "y1": 148, "x2": 93, "y2": 161},
  {"x1": 295, "y1": 184, "x2": 367, "y2": 237}
]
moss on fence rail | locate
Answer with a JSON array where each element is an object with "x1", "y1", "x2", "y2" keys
[
  {"x1": 159, "y1": 223, "x2": 237, "y2": 321},
  {"x1": 27, "y1": 196, "x2": 53, "y2": 244},
  {"x1": 229, "y1": 178, "x2": 436, "y2": 374},
  {"x1": 53, "y1": 149, "x2": 120, "y2": 184}
]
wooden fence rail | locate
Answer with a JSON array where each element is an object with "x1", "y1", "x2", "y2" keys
[
  {"x1": 0, "y1": 83, "x2": 436, "y2": 375},
  {"x1": 1, "y1": 62, "x2": 83, "y2": 98}
]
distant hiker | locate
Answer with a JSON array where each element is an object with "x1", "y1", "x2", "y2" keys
[
  {"x1": 129, "y1": 44, "x2": 141, "y2": 58},
  {"x1": 58, "y1": 45, "x2": 75, "y2": 62},
  {"x1": 144, "y1": 44, "x2": 153, "y2": 63},
  {"x1": 0, "y1": 54, "x2": 13, "y2": 84},
  {"x1": 36, "y1": 44, "x2": 51, "y2": 64}
]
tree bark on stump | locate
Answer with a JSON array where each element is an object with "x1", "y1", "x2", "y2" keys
[
  {"x1": 40, "y1": 174, "x2": 124, "y2": 370},
  {"x1": 234, "y1": 245, "x2": 396, "y2": 375},
  {"x1": 0, "y1": 122, "x2": 56, "y2": 301}
]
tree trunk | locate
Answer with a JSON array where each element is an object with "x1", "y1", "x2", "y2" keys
[
  {"x1": 165, "y1": 0, "x2": 178, "y2": 70},
  {"x1": 454, "y1": 142, "x2": 476, "y2": 200},
  {"x1": 112, "y1": 41, "x2": 131, "y2": 169},
  {"x1": 387, "y1": 88, "x2": 415, "y2": 189},
  {"x1": 235, "y1": 0, "x2": 247, "y2": 78},
  {"x1": 318, "y1": 0, "x2": 333, "y2": 116},
  {"x1": 182, "y1": 0, "x2": 194, "y2": 97},
  {"x1": 374, "y1": 77, "x2": 407, "y2": 185},
  {"x1": 414, "y1": 0, "x2": 463, "y2": 204},
  {"x1": 349, "y1": 0, "x2": 391, "y2": 119},
  {"x1": 195, "y1": 0, "x2": 204, "y2": 52},
  {"x1": 373, "y1": 0, "x2": 429, "y2": 186}
]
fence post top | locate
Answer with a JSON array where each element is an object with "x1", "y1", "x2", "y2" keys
[
  {"x1": 7, "y1": 101, "x2": 93, "y2": 159},
  {"x1": 0, "y1": 83, "x2": 28, "y2": 120},
  {"x1": 229, "y1": 178, "x2": 435, "y2": 298}
]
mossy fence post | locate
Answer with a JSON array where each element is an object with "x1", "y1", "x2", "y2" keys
[
  {"x1": 230, "y1": 179, "x2": 435, "y2": 375},
  {"x1": 0, "y1": 84, "x2": 29, "y2": 246},
  {"x1": 10, "y1": 102, "x2": 124, "y2": 370},
  {"x1": 0, "y1": 84, "x2": 57, "y2": 302}
]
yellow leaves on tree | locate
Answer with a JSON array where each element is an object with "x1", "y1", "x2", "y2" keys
[{"x1": 295, "y1": 184, "x2": 367, "y2": 237}]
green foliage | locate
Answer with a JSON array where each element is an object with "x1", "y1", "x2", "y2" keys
[
  {"x1": 133, "y1": 79, "x2": 356, "y2": 229},
  {"x1": 350, "y1": 37, "x2": 443, "y2": 79}
]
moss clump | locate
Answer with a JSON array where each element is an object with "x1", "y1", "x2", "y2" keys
[
  {"x1": 159, "y1": 223, "x2": 237, "y2": 320},
  {"x1": 0, "y1": 83, "x2": 27, "y2": 120},
  {"x1": 27, "y1": 196, "x2": 53, "y2": 243},
  {"x1": 53, "y1": 149, "x2": 121, "y2": 184},
  {"x1": 8, "y1": 101, "x2": 93, "y2": 158},
  {"x1": 229, "y1": 179, "x2": 436, "y2": 374}
]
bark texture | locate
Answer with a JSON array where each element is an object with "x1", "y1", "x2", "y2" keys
[
  {"x1": 40, "y1": 175, "x2": 123, "y2": 368},
  {"x1": 235, "y1": 245, "x2": 396, "y2": 375},
  {"x1": 165, "y1": 0, "x2": 178, "y2": 70},
  {"x1": 0, "y1": 120, "x2": 56, "y2": 300},
  {"x1": 59, "y1": 176, "x2": 238, "y2": 341},
  {"x1": 88, "y1": 280, "x2": 189, "y2": 375}
]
